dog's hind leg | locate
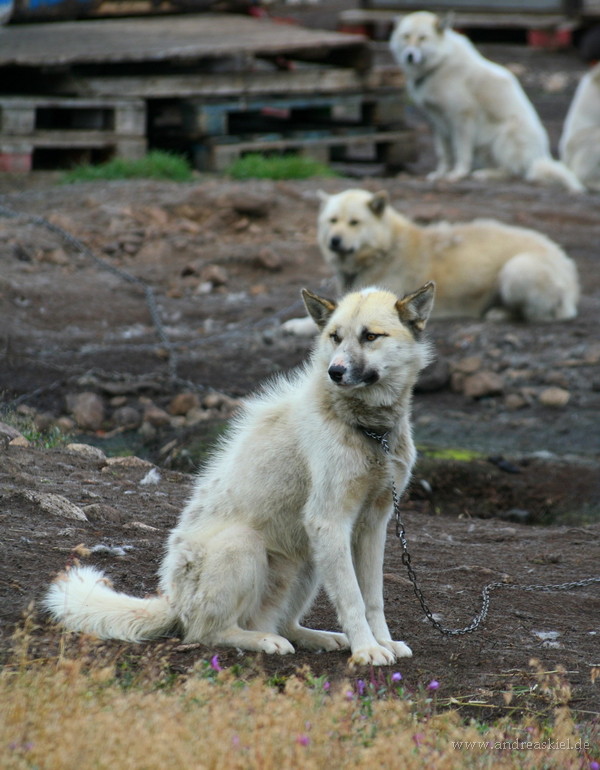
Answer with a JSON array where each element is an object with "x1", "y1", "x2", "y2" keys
[
  {"x1": 168, "y1": 526, "x2": 295, "y2": 654},
  {"x1": 497, "y1": 254, "x2": 575, "y2": 321}
]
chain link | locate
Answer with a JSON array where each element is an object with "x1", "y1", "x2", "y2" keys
[{"x1": 363, "y1": 429, "x2": 600, "y2": 636}]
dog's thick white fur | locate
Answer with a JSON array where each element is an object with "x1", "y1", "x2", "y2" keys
[
  {"x1": 312, "y1": 188, "x2": 577, "y2": 323},
  {"x1": 45, "y1": 284, "x2": 435, "y2": 666},
  {"x1": 389, "y1": 11, "x2": 584, "y2": 192},
  {"x1": 559, "y1": 63, "x2": 600, "y2": 192}
]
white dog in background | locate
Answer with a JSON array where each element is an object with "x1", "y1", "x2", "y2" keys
[
  {"x1": 560, "y1": 63, "x2": 600, "y2": 192},
  {"x1": 389, "y1": 11, "x2": 584, "y2": 192}
]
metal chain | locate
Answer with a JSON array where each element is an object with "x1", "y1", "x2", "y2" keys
[
  {"x1": 0, "y1": 201, "x2": 179, "y2": 383},
  {"x1": 364, "y1": 429, "x2": 600, "y2": 636}
]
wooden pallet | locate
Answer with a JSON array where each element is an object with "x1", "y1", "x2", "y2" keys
[
  {"x1": 195, "y1": 128, "x2": 417, "y2": 173},
  {"x1": 179, "y1": 91, "x2": 404, "y2": 136},
  {"x1": 0, "y1": 96, "x2": 147, "y2": 170},
  {"x1": 338, "y1": 8, "x2": 579, "y2": 42}
]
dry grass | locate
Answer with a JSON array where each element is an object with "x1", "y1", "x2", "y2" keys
[{"x1": 1, "y1": 624, "x2": 598, "y2": 770}]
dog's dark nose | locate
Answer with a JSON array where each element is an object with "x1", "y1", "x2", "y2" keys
[
  {"x1": 328, "y1": 365, "x2": 346, "y2": 383},
  {"x1": 329, "y1": 235, "x2": 342, "y2": 252}
]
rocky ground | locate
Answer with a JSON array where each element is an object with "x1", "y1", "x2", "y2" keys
[{"x1": 0, "y1": 40, "x2": 599, "y2": 720}]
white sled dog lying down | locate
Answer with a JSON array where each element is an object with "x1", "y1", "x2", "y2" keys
[
  {"x1": 317, "y1": 188, "x2": 579, "y2": 322},
  {"x1": 389, "y1": 11, "x2": 584, "y2": 192},
  {"x1": 283, "y1": 188, "x2": 579, "y2": 336},
  {"x1": 560, "y1": 62, "x2": 600, "y2": 192},
  {"x1": 45, "y1": 283, "x2": 435, "y2": 666}
]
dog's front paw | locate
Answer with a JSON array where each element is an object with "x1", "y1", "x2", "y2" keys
[
  {"x1": 348, "y1": 645, "x2": 396, "y2": 667},
  {"x1": 445, "y1": 169, "x2": 469, "y2": 182},
  {"x1": 378, "y1": 639, "x2": 413, "y2": 659},
  {"x1": 258, "y1": 634, "x2": 295, "y2": 655},
  {"x1": 281, "y1": 316, "x2": 317, "y2": 337}
]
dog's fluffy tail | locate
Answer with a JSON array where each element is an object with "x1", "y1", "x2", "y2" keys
[
  {"x1": 44, "y1": 565, "x2": 175, "y2": 642},
  {"x1": 527, "y1": 157, "x2": 585, "y2": 193}
]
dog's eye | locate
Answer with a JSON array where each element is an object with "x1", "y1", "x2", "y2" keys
[
  {"x1": 349, "y1": 219, "x2": 360, "y2": 227},
  {"x1": 330, "y1": 331, "x2": 341, "y2": 344},
  {"x1": 362, "y1": 331, "x2": 385, "y2": 343},
  {"x1": 329, "y1": 217, "x2": 338, "y2": 224}
]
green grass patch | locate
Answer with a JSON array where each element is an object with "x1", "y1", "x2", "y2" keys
[
  {"x1": 419, "y1": 446, "x2": 483, "y2": 462},
  {"x1": 62, "y1": 150, "x2": 193, "y2": 183},
  {"x1": 227, "y1": 152, "x2": 337, "y2": 180}
]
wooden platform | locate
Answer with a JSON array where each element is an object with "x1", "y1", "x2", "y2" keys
[
  {"x1": 0, "y1": 13, "x2": 370, "y2": 69},
  {"x1": 0, "y1": 13, "x2": 416, "y2": 173}
]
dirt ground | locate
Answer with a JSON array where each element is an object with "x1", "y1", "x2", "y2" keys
[{"x1": 0, "y1": 39, "x2": 599, "y2": 720}]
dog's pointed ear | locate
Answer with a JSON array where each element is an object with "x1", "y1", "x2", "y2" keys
[
  {"x1": 437, "y1": 11, "x2": 454, "y2": 33},
  {"x1": 301, "y1": 288, "x2": 337, "y2": 330},
  {"x1": 396, "y1": 281, "x2": 435, "y2": 336},
  {"x1": 368, "y1": 190, "x2": 389, "y2": 218}
]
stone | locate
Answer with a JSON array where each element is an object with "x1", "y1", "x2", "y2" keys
[
  {"x1": 199, "y1": 264, "x2": 228, "y2": 286},
  {"x1": 142, "y1": 403, "x2": 171, "y2": 427},
  {"x1": 112, "y1": 405, "x2": 142, "y2": 428},
  {"x1": 462, "y1": 371, "x2": 504, "y2": 399},
  {"x1": 0, "y1": 421, "x2": 23, "y2": 442},
  {"x1": 168, "y1": 392, "x2": 201, "y2": 416},
  {"x1": 539, "y1": 387, "x2": 570, "y2": 407},
  {"x1": 9, "y1": 435, "x2": 30, "y2": 447},
  {"x1": 65, "y1": 443, "x2": 107, "y2": 464},
  {"x1": 504, "y1": 393, "x2": 528, "y2": 411},
  {"x1": 66, "y1": 392, "x2": 105, "y2": 431},
  {"x1": 21, "y1": 490, "x2": 88, "y2": 521},
  {"x1": 453, "y1": 356, "x2": 483, "y2": 374},
  {"x1": 83, "y1": 503, "x2": 123, "y2": 524}
]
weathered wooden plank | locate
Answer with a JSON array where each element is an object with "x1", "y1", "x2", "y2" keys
[
  {"x1": 60, "y1": 66, "x2": 405, "y2": 99},
  {"x1": 339, "y1": 8, "x2": 571, "y2": 30},
  {"x1": 0, "y1": 97, "x2": 146, "y2": 136},
  {"x1": 197, "y1": 128, "x2": 416, "y2": 171},
  {"x1": 0, "y1": 13, "x2": 369, "y2": 69},
  {"x1": 0, "y1": 130, "x2": 146, "y2": 149}
]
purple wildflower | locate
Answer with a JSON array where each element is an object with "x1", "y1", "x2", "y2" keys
[
  {"x1": 391, "y1": 672, "x2": 403, "y2": 682},
  {"x1": 413, "y1": 733, "x2": 425, "y2": 747},
  {"x1": 427, "y1": 679, "x2": 440, "y2": 691},
  {"x1": 296, "y1": 734, "x2": 310, "y2": 746},
  {"x1": 356, "y1": 679, "x2": 366, "y2": 696},
  {"x1": 323, "y1": 681, "x2": 331, "y2": 691},
  {"x1": 210, "y1": 654, "x2": 222, "y2": 672},
  {"x1": 589, "y1": 762, "x2": 599, "y2": 770}
]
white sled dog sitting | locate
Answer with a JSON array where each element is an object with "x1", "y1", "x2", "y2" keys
[
  {"x1": 559, "y1": 62, "x2": 600, "y2": 192},
  {"x1": 45, "y1": 283, "x2": 435, "y2": 666},
  {"x1": 389, "y1": 11, "x2": 584, "y2": 192}
]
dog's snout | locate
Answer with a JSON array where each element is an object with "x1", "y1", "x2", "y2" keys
[
  {"x1": 403, "y1": 47, "x2": 422, "y2": 67},
  {"x1": 328, "y1": 364, "x2": 346, "y2": 384},
  {"x1": 329, "y1": 235, "x2": 342, "y2": 252}
]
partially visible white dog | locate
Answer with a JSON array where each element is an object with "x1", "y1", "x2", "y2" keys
[
  {"x1": 389, "y1": 11, "x2": 584, "y2": 192},
  {"x1": 45, "y1": 283, "x2": 436, "y2": 666},
  {"x1": 560, "y1": 63, "x2": 600, "y2": 192}
]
